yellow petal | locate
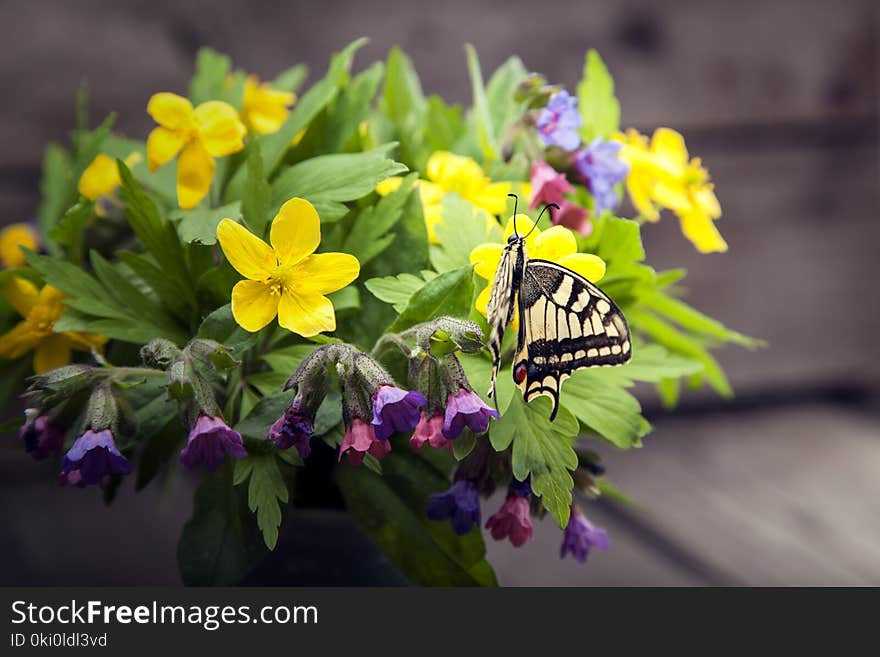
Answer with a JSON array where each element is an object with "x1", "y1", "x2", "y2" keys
[
  {"x1": 470, "y1": 181, "x2": 511, "y2": 215},
  {"x1": 469, "y1": 242, "x2": 504, "y2": 281},
  {"x1": 626, "y1": 176, "x2": 660, "y2": 222},
  {"x1": 652, "y1": 179, "x2": 692, "y2": 213},
  {"x1": 146, "y1": 127, "x2": 186, "y2": 172},
  {"x1": 33, "y1": 334, "x2": 71, "y2": 373},
  {"x1": 37, "y1": 283, "x2": 66, "y2": 307},
  {"x1": 4, "y1": 276, "x2": 40, "y2": 317},
  {"x1": 177, "y1": 140, "x2": 215, "y2": 209},
  {"x1": 474, "y1": 283, "x2": 491, "y2": 318},
  {"x1": 243, "y1": 78, "x2": 294, "y2": 135},
  {"x1": 194, "y1": 101, "x2": 246, "y2": 158},
  {"x1": 376, "y1": 177, "x2": 404, "y2": 196},
  {"x1": 417, "y1": 180, "x2": 444, "y2": 206},
  {"x1": 290, "y1": 253, "x2": 360, "y2": 296},
  {"x1": 503, "y1": 214, "x2": 536, "y2": 240},
  {"x1": 78, "y1": 154, "x2": 120, "y2": 200},
  {"x1": 216, "y1": 218, "x2": 274, "y2": 280},
  {"x1": 651, "y1": 128, "x2": 689, "y2": 174},
  {"x1": 0, "y1": 321, "x2": 41, "y2": 359},
  {"x1": 678, "y1": 208, "x2": 728, "y2": 254},
  {"x1": 231, "y1": 280, "x2": 280, "y2": 332},
  {"x1": 62, "y1": 331, "x2": 108, "y2": 351},
  {"x1": 0, "y1": 224, "x2": 39, "y2": 269},
  {"x1": 423, "y1": 202, "x2": 443, "y2": 244},
  {"x1": 557, "y1": 253, "x2": 606, "y2": 283},
  {"x1": 694, "y1": 185, "x2": 721, "y2": 220},
  {"x1": 277, "y1": 291, "x2": 335, "y2": 337},
  {"x1": 270, "y1": 198, "x2": 321, "y2": 266},
  {"x1": 147, "y1": 93, "x2": 194, "y2": 130},
  {"x1": 533, "y1": 225, "x2": 577, "y2": 262}
]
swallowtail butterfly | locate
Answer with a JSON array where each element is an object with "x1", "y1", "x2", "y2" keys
[{"x1": 486, "y1": 195, "x2": 632, "y2": 420}]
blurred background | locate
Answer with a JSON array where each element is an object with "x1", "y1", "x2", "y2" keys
[{"x1": 1, "y1": 0, "x2": 878, "y2": 585}]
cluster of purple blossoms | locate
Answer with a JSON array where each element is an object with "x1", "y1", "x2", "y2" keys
[
  {"x1": 530, "y1": 161, "x2": 590, "y2": 236},
  {"x1": 536, "y1": 90, "x2": 582, "y2": 150},
  {"x1": 268, "y1": 395, "x2": 315, "y2": 459},
  {"x1": 427, "y1": 480, "x2": 482, "y2": 535},
  {"x1": 574, "y1": 138, "x2": 629, "y2": 214}
]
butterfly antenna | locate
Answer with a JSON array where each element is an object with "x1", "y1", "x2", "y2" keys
[
  {"x1": 524, "y1": 202, "x2": 559, "y2": 239},
  {"x1": 508, "y1": 193, "x2": 519, "y2": 236}
]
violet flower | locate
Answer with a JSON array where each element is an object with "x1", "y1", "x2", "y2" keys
[
  {"x1": 59, "y1": 429, "x2": 131, "y2": 487},
  {"x1": 371, "y1": 384, "x2": 426, "y2": 441},
  {"x1": 179, "y1": 414, "x2": 247, "y2": 471},
  {"x1": 486, "y1": 494, "x2": 534, "y2": 547},
  {"x1": 442, "y1": 388, "x2": 499, "y2": 440},
  {"x1": 339, "y1": 418, "x2": 391, "y2": 466},
  {"x1": 268, "y1": 401, "x2": 314, "y2": 459},
  {"x1": 574, "y1": 138, "x2": 629, "y2": 214},
  {"x1": 560, "y1": 506, "x2": 610, "y2": 563},
  {"x1": 409, "y1": 411, "x2": 451, "y2": 451},
  {"x1": 536, "y1": 90, "x2": 582, "y2": 150},
  {"x1": 20, "y1": 414, "x2": 65, "y2": 461},
  {"x1": 427, "y1": 480, "x2": 481, "y2": 535}
]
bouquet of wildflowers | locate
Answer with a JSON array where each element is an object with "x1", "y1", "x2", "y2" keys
[{"x1": 0, "y1": 39, "x2": 756, "y2": 585}]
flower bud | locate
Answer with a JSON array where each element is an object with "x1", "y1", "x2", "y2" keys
[
  {"x1": 140, "y1": 338, "x2": 182, "y2": 370},
  {"x1": 339, "y1": 418, "x2": 390, "y2": 465},
  {"x1": 24, "y1": 364, "x2": 101, "y2": 408}
]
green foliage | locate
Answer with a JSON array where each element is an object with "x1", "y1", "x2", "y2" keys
[
  {"x1": 382, "y1": 47, "x2": 427, "y2": 168},
  {"x1": 577, "y1": 49, "x2": 620, "y2": 142},
  {"x1": 234, "y1": 452, "x2": 292, "y2": 550},
  {"x1": 389, "y1": 266, "x2": 474, "y2": 332},
  {"x1": 465, "y1": 45, "x2": 496, "y2": 162},
  {"x1": 337, "y1": 448, "x2": 496, "y2": 586},
  {"x1": 431, "y1": 192, "x2": 503, "y2": 272},
  {"x1": 241, "y1": 141, "x2": 271, "y2": 237},
  {"x1": 491, "y1": 395, "x2": 579, "y2": 528},
  {"x1": 365, "y1": 270, "x2": 438, "y2": 312},
  {"x1": 189, "y1": 48, "x2": 232, "y2": 105},
  {"x1": 341, "y1": 173, "x2": 416, "y2": 266}
]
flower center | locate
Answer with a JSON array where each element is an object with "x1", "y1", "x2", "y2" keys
[{"x1": 27, "y1": 306, "x2": 59, "y2": 337}]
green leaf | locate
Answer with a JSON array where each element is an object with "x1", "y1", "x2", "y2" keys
[
  {"x1": 430, "y1": 192, "x2": 503, "y2": 272},
  {"x1": 37, "y1": 143, "x2": 73, "y2": 255},
  {"x1": 389, "y1": 265, "x2": 474, "y2": 332},
  {"x1": 259, "y1": 343, "x2": 316, "y2": 375},
  {"x1": 241, "y1": 141, "x2": 272, "y2": 237},
  {"x1": 173, "y1": 202, "x2": 242, "y2": 245},
  {"x1": 48, "y1": 200, "x2": 93, "y2": 262},
  {"x1": 336, "y1": 448, "x2": 496, "y2": 586},
  {"x1": 564, "y1": 369, "x2": 650, "y2": 449},
  {"x1": 134, "y1": 394, "x2": 181, "y2": 491},
  {"x1": 116, "y1": 251, "x2": 190, "y2": 323},
  {"x1": 464, "y1": 44, "x2": 496, "y2": 162},
  {"x1": 178, "y1": 464, "x2": 267, "y2": 585},
  {"x1": 189, "y1": 48, "x2": 231, "y2": 105},
  {"x1": 271, "y1": 144, "x2": 407, "y2": 222},
  {"x1": 382, "y1": 47, "x2": 426, "y2": 167},
  {"x1": 491, "y1": 394, "x2": 579, "y2": 527},
  {"x1": 641, "y1": 290, "x2": 761, "y2": 348},
  {"x1": 485, "y1": 56, "x2": 528, "y2": 144},
  {"x1": 577, "y1": 49, "x2": 620, "y2": 142},
  {"x1": 423, "y1": 96, "x2": 464, "y2": 155},
  {"x1": 342, "y1": 173, "x2": 416, "y2": 266},
  {"x1": 365, "y1": 270, "x2": 437, "y2": 312},
  {"x1": 197, "y1": 304, "x2": 259, "y2": 356},
  {"x1": 272, "y1": 64, "x2": 308, "y2": 93},
  {"x1": 235, "y1": 391, "x2": 293, "y2": 442},
  {"x1": 234, "y1": 453, "x2": 291, "y2": 549}
]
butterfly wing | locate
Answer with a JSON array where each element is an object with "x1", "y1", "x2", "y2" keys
[
  {"x1": 513, "y1": 259, "x2": 632, "y2": 420},
  {"x1": 486, "y1": 242, "x2": 522, "y2": 402}
]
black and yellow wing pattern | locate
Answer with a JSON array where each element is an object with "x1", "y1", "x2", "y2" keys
[{"x1": 511, "y1": 259, "x2": 631, "y2": 420}]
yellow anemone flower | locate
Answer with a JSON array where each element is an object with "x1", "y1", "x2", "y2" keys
[
  {"x1": 469, "y1": 215, "x2": 606, "y2": 320},
  {"x1": 616, "y1": 127, "x2": 726, "y2": 254},
  {"x1": 78, "y1": 152, "x2": 144, "y2": 214},
  {"x1": 216, "y1": 198, "x2": 360, "y2": 336},
  {"x1": 241, "y1": 76, "x2": 296, "y2": 135},
  {"x1": 146, "y1": 92, "x2": 246, "y2": 209},
  {"x1": 0, "y1": 223, "x2": 39, "y2": 269},
  {"x1": 0, "y1": 277, "x2": 107, "y2": 373},
  {"x1": 377, "y1": 151, "x2": 513, "y2": 243}
]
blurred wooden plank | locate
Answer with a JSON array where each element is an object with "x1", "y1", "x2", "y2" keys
[{"x1": 594, "y1": 404, "x2": 880, "y2": 585}]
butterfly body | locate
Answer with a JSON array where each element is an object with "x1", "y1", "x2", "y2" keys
[{"x1": 487, "y1": 225, "x2": 631, "y2": 421}]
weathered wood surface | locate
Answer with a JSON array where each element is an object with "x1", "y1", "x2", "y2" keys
[{"x1": 0, "y1": 0, "x2": 878, "y2": 586}]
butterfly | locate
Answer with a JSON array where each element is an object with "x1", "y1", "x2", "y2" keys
[{"x1": 486, "y1": 194, "x2": 632, "y2": 420}]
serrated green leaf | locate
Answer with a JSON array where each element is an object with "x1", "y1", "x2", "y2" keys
[
  {"x1": 342, "y1": 173, "x2": 416, "y2": 266},
  {"x1": 430, "y1": 192, "x2": 503, "y2": 273},
  {"x1": 389, "y1": 265, "x2": 474, "y2": 332},
  {"x1": 491, "y1": 394, "x2": 579, "y2": 527},
  {"x1": 234, "y1": 452, "x2": 290, "y2": 549},
  {"x1": 564, "y1": 368, "x2": 650, "y2": 449},
  {"x1": 365, "y1": 270, "x2": 437, "y2": 312},
  {"x1": 577, "y1": 49, "x2": 620, "y2": 141}
]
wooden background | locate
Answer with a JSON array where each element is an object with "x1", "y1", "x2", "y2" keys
[{"x1": 1, "y1": 0, "x2": 878, "y2": 585}]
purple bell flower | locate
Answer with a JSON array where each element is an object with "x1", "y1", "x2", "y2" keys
[
  {"x1": 574, "y1": 138, "x2": 629, "y2": 214},
  {"x1": 560, "y1": 506, "x2": 610, "y2": 563},
  {"x1": 427, "y1": 480, "x2": 481, "y2": 535},
  {"x1": 268, "y1": 402, "x2": 314, "y2": 459},
  {"x1": 59, "y1": 429, "x2": 131, "y2": 487},
  {"x1": 442, "y1": 388, "x2": 499, "y2": 440},
  {"x1": 371, "y1": 384, "x2": 427, "y2": 441},
  {"x1": 179, "y1": 414, "x2": 247, "y2": 471},
  {"x1": 20, "y1": 413, "x2": 65, "y2": 461},
  {"x1": 536, "y1": 90, "x2": 582, "y2": 151}
]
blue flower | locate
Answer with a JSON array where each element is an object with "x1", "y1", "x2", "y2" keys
[
  {"x1": 427, "y1": 480, "x2": 481, "y2": 535},
  {"x1": 268, "y1": 397, "x2": 314, "y2": 459},
  {"x1": 574, "y1": 138, "x2": 630, "y2": 213},
  {"x1": 560, "y1": 506, "x2": 609, "y2": 563},
  {"x1": 180, "y1": 415, "x2": 247, "y2": 471},
  {"x1": 371, "y1": 385, "x2": 427, "y2": 441},
  {"x1": 536, "y1": 90, "x2": 582, "y2": 150},
  {"x1": 59, "y1": 429, "x2": 131, "y2": 487},
  {"x1": 442, "y1": 388, "x2": 499, "y2": 440}
]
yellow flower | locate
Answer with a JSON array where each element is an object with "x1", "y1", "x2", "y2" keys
[
  {"x1": 469, "y1": 215, "x2": 606, "y2": 319},
  {"x1": 241, "y1": 76, "x2": 296, "y2": 135},
  {"x1": 146, "y1": 92, "x2": 246, "y2": 209},
  {"x1": 0, "y1": 277, "x2": 106, "y2": 373},
  {"x1": 377, "y1": 151, "x2": 513, "y2": 243},
  {"x1": 78, "y1": 152, "x2": 144, "y2": 214},
  {"x1": 216, "y1": 198, "x2": 360, "y2": 336},
  {"x1": 0, "y1": 223, "x2": 39, "y2": 269},
  {"x1": 616, "y1": 127, "x2": 726, "y2": 253}
]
